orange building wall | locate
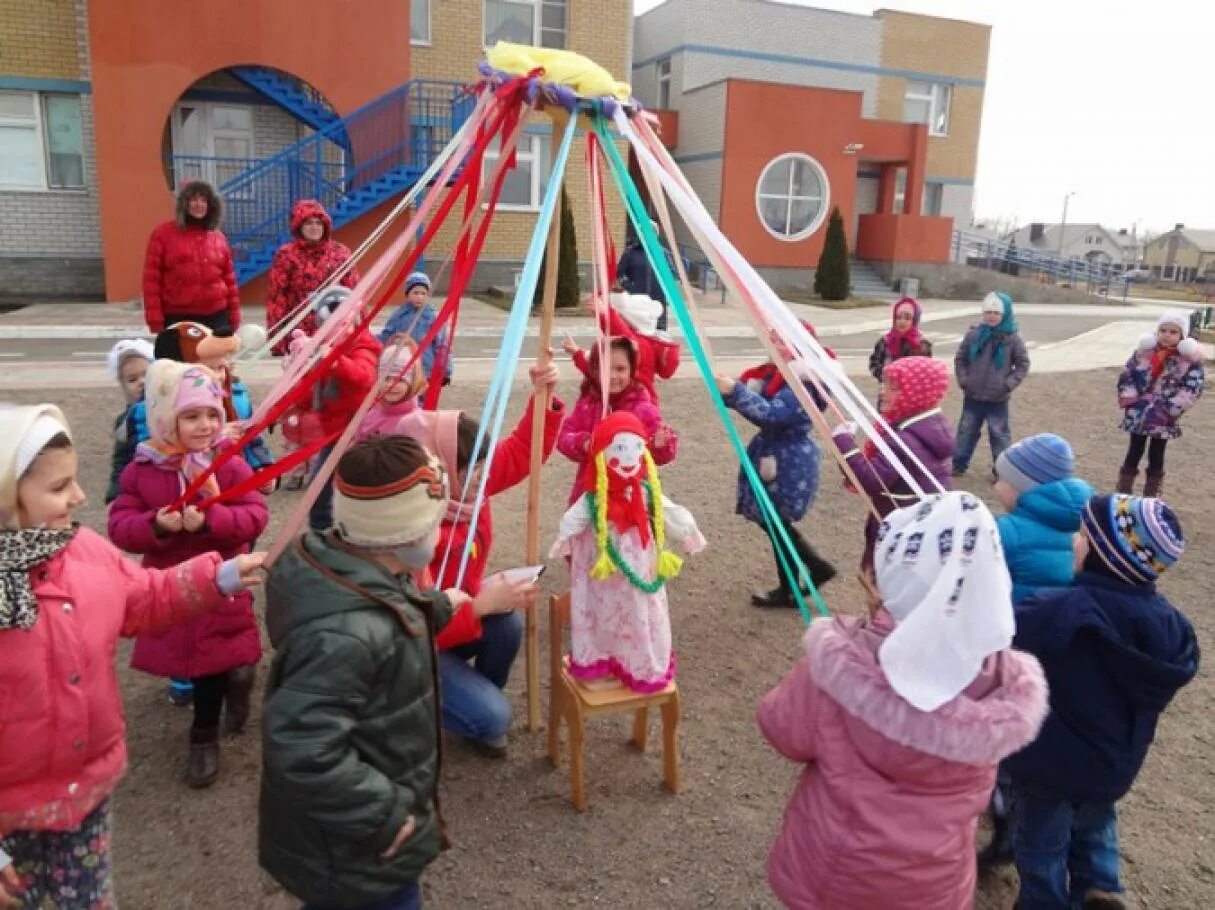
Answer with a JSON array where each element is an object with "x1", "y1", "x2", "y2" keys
[
  {"x1": 87, "y1": 0, "x2": 411, "y2": 303},
  {"x1": 719, "y1": 80, "x2": 931, "y2": 268}
]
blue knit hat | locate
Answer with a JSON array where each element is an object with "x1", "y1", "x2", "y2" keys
[
  {"x1": 405, "y1": 271, "x2": 431, "y2": 294},
  {"x1": 1081, "y1": 494, "x2": 1184, "y2": 584},
  {"x1": 995, "y1": 433, "x2": 1075, "y2": 493}
]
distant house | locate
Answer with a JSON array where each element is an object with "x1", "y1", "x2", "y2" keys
[
  {"x1": 1005, "y1": 222, "x2": 1138, "y2": 268},
  {"x1": 1142, "y1": 225, "x2": 1215, "y2": 282}
]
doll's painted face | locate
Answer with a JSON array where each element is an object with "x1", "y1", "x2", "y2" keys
[
  {"x1": 1157, "y1": 323, "x2": 1183, "y2": 347},
  {"x1": 603, "y1": 431, "x2": 646, "y2": 481}
]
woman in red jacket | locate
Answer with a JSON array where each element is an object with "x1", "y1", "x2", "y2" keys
[
  {"x1": 396, "y1": 360, "x2": 562, "y2": 757},
  {"x1": 265, "y1": 199, "x2": 361, "y2": 355},
  {"x1": 142, "y1": 180, "x2": 241, "y2": 335}
]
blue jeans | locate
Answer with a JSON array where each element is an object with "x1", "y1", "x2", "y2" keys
[
  {"x1": 439, "y1": 611, "x2": 522, "y2": 743},
  {"x1": 303, "y1": 881, "x2": 420, "y2": 910},
  {"x1": 952, "y1": 397, "x2": 1012, "y2": 474},
  {"x1": 308, "y1": 444, "x2": 336, "y2": 532},
  {"x1": 1011, "y1": 787, "x2": 1122, "y2": 909}
]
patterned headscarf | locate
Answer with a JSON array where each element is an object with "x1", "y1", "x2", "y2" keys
[
  {"x1": 136, "y1": 361, "x2": 226, "y2": 499},
  {"x1": 884, "y1": 296, "x2": 924, "y2": 358}
]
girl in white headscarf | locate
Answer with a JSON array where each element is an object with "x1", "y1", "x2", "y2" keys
[{"x1": 757, "y1": 491, "x2": 1048, "y2": 910}]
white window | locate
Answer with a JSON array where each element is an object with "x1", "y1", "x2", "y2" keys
[
  {"x1": 656, "y1": 57, "x2": 672, "y2": 109},
  {"x1": 483, "y1": 134, "x2": 549, "y2": 210},
  {"x1": 0, "y1": 90, "x2": 85, "y2": 190},
  {"x1": 903, "y1": 81, "x2": 951, "y2": 137},
  {"x1": 922, "y1": 181, "x2": 943, "y2": 217},
  {"x1": 484, "y1": 0, "x2": 566, "y2": 49},
  {"x1": 411, "y1": 0, "x2": 431, "y2": 44},
  {"x1": 171, "y1": 103, "x2": 255, "y2": 190},
  {"x1": 755, "y1": 153, "x2": 829, "y2": 242}
]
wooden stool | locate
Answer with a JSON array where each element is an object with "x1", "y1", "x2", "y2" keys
[{"x1": 546, "y1": 592, "x2": 680, "y2": 811}]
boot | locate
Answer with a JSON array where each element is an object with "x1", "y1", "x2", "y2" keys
[
  {"x1": 1143, "y1": 470, "x2": 1165, "y2": 498},
  {"x1": 1115, "y1": 467, "x2": 1137, "y2": 495},
  {"x1": 751, "y1": 586, "x2": 794, "y2": 609},
  {"x1": 1081, "y1": 890, "x2": 1129, "y2": 910},
  {"x1": 802, "y1": 551, "x2": 838, "y2": 589},
  {"x1": 187, "y1": 726, "x2": 219, "y2": 789},
  {"x1": 224, "y1": 664, "x2": 256, "y2": 735}
]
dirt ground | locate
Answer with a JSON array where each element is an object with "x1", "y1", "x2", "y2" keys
[{"x1": 11, "y1": 364, "x2": 1214, "y2": 909}]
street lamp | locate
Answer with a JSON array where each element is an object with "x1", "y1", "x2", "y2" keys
[{"x1": 1057, "y1": 191, "x2": 1076, "y2": 272}]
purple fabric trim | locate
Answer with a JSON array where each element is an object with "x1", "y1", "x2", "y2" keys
[{"x1": 568, "y1": 652, "x2": 677, "y2": 694}]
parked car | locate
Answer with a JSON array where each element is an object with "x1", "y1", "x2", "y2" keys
[{"x1": 1124, "y1": 267, "x2": 1151, "y2": 281}]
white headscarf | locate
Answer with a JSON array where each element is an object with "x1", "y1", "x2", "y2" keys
[{"x1": 875, "y1": 491, "x2": 1015, "y2": 712}]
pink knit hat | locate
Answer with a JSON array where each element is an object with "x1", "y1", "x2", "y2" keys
[{"x1": 145, "y1": 360, "x2": 226, "y2": 446}]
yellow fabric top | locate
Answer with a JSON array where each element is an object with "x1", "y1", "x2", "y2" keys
[{"x1": 486, "y1": 42, "x2": 631, "y2": 101}]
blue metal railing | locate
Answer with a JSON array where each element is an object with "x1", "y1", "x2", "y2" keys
[
  {"x1": 166, "y1": 79, "x2": 476, "y2": 280},
  {"x1": 951, "y1": 229, "x2": 1133, "y2": 298}
]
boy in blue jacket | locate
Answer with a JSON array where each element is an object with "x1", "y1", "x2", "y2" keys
[
  {"x1": 993, "y1": 433, "x2": 1093, "y2": 602},
  {"x1": 1006, "y1": 494, "x2": 1199, "y2": 910},
  {"x1": 378, "y1": 271, "x2": 452, "y2": 386}
]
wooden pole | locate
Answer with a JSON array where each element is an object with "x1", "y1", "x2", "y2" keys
[{"x1": 524, "y1": 184, "x2": 562, "y2": 732}]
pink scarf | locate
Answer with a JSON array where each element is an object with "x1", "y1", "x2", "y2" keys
[{"x1": 395, "y1": 409, "x2": 472, "y2": 524}]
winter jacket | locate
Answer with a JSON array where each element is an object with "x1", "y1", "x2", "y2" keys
[
  {"x1": 571, "y1": 308, "x2": 680, "y2": 404},
  {"x1": 1117, "y1": 348, "x2": 1205, "y2": 440},
  {"x1": 996, "y1": 478, "x2": 1093, "y2": 602},
  {"x1": 118, "y1": 382, "x2": 274, "y2": 481},
  {"x1": 260, "y1": 532, "x2": 453, "y2": 907},
  {"x1": 724, "y1": 378, "x2": 825, "y2": 524},
  {"x1": 378, "y1": 303, "x2": 451, "y2": 382},
  {"x1": 616, "y1": 242, "x2": 668, "y2": 304},
  {"x1": 433, "y1": 397, "x2": 564, "y2": 651},
  {"x1": 954, "y1": 326, "x2": 1030, "y2": 403},
  {"x1": 557, "y1": 383, "x2": 677, "y2": 504},
  {"x1": 314, "y1": 330, "x2": 383, "y2": 436},
  {"x1": 758, "y1": 615, "x2": 1047, "y2": 910},
  {"x1": 105, "y1": 406, "x2": 138, "y2": 504},
  {"x1": 266, "y1": 200, "x2": 361, "y2": 355},
  {"x1": 141, "y1": 180, "x2": 240, "y2": 333},
  {"x1": 108, "y1": 454, "x2": 268, "y2": 679},
  {"x1": 0, "y1": 528, "x2": 228, "y2": 836},
  {"x1": 868, "y1": 335, "x2": 934, "y2": 382},
  {"x1": 834, "y1": 409, "x2": 954, "y2": 518},
  {"x1": 1005, "y1": 571, "x2": 1199, "y2": 803}
]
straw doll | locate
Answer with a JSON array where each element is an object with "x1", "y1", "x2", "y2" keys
[{"x1": 550, "y1": 412, "x2": 705, "y2": 693}]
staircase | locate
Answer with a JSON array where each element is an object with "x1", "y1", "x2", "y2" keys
[
  {"x1": 229, "y1": 66, "x2": 347, "y2": 142},
  {"x1": 211, "y1": 80, "x2": 476, "y2": 284},
  {"x1": 850, "y1": 259, "x2": 898, "y2": 301}
]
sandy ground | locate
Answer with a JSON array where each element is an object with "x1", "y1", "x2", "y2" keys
[{"x1": 10, "y1": 365, "x2": 1214, "y2": 909}]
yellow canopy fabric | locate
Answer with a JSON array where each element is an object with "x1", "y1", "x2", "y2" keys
[{"x1": 486, "y1": 42, "x2": 631, "y2": 101}]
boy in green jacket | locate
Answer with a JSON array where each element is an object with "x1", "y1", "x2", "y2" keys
[{"x1": 259, "y1": 435, "x2": 533, "y2": 909}]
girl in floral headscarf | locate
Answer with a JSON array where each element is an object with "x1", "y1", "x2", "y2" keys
[
  {"x1": 108, "y1": 361, "x2": 268, "y2": 788},
  {"x1": 869, "y1": 297, "x2": 933, "y2": 409}
]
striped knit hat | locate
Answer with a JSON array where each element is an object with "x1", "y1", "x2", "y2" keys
[
  {"x1": 333, "y1": 435, "x2": 448, "y2": 547},
  {"x1": 996, "y1": 433, "x2": 1075, "y2": 493},
  {"x1": 1081, "y1": 494, "x2": 1184, "y2": 584}
]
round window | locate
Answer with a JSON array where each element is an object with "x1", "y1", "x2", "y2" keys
[{"x1": 755, "y1": 153, "x2": 830, "y2": 242}]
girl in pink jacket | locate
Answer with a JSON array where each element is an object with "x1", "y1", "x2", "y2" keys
[
  {"x1": 558, "y1": 336, "x2": 678, "y2": 505},
  {"x1": 355, "y1": 337, "x2": 428, "y2": 442},
  {"x1": 108, "y1": 361, "x2": 269, "y2": 790},
  {"x1": 757, "y1": 491, "x2": 1047, "y2": 910},
  {"x1": 0, "y1": 404, "x2": 263, "y2": 910}
]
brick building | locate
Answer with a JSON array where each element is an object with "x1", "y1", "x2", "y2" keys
[
  {"x1": 0, "y1": 0, "x2": 629, "y2": 303},
  {"x1": 632, "y1": 0, "x2": 990, "y2": 283}
]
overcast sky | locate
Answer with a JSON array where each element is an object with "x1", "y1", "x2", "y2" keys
[{"x1": 633, "y1": 0, "x2": 1212, "y2": 235}]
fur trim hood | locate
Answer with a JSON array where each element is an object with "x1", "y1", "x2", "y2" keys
[
  {"x1": 175, "y1": 180, "x2": 223, "y2": 231},
  {"x1": 804, "y1": 616, "x2": 1048, "y2": 767}
]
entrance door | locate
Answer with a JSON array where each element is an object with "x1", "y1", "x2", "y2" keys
[{"x1": 171, "y1": 103, "x2": 255, "y2": 191}]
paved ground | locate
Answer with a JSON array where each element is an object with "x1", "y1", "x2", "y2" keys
[{"x1": 5, "y1": 367, "x2": 1212, "y2": 910}]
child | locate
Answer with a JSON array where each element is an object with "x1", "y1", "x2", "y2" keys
[
  {"x1": 395, "y1": 360, "x2": 563, "y2": 756},
  {"x1": 105, "y1": 338, "x2": 154, "y2": 504},
  {"x1": 715, "y1": 325, "x2": 835, "y2": 608},
  {"x1": 378, "y1": 271, "x2": 453, "y2": 385},
  {"x1": 551, "y1": 412, "x2": 705, "y2": 692},
  {"x1": 108, "y1": 361, "x2": 269, "y2": 788},
  {"x1": 832, "y1": 356, "x2": 954, "y2": 573},
  {"x1": 1115, "y1": 311, "x2": 1204, "y2": 496},
  {"x1": 993, "y1": 433, "x2": 1093, "y2": 602},
  {"x1": 1006, "y1": 494, "x2": 1199, "y2": 909},
  {"x1": 869, "y1": 296, "x2": 932, "y2": 409},
  {"x1": 0, "y1": 404, "x2": 263, "y2": 909},
  {"x1": 563, "y1": 291, "x2": 681, "y2": 403},
  {"x1": 757, "y1": 491, "x2": 1048, "y2": 910},
  {"x1": 952, "y1": 292, "x2": 1030, "y2": 480},
  {"x1": 354, "y1": 338, "x2": 428, "y2": 442},
  {"x1": 558, "y1": 336, "x2": 678, "y2": 504},
  {"x1": 260, "y1": 435, "x2": 528, "y2": 909}
]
